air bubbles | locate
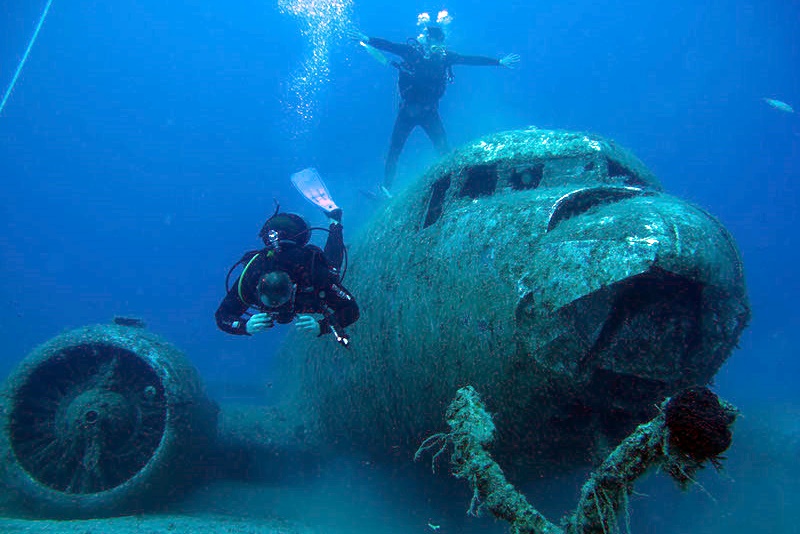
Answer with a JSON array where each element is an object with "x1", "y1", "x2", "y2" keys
[{"x1": 278, "y1": 0, "x2": 354, "y2": 132}]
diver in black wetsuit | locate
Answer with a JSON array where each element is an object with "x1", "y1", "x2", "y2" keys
[
  {"x1": 215, "y1": 207, "x2": 359, "y2": 347},
  {"x1": 348, "y1": 21, "x2": 520, "y2": 195}
]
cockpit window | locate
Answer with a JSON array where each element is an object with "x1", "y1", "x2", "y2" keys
[
  {"x1": 547, "y1": 186, "x2": 649, "y2": 231},
  {"x1": 510, "y1": 163, "x2": 544, "y2": 190},
  {"x1": 422, "y1": 175, "x2": 451, "y2": 229},
  {"x1": 459, "y1": 164, "x2": 498, "y2": 199}
]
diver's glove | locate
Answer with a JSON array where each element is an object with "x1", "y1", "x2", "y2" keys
[
  {"x1": 499, "y1": 53, "x2": 521, "y2": 69},
  {"x1": 346, "y1": 29, "x2": 368, "y2": 43},
  {"x1": 246, "y1": 313, "x2": 274, "y2": 334},
  {"x1": 324, "y1": 207, "x2": 342, "y2": 225},
  {"x1": 296, "y1": 314, "x2": 322, "y2": 336}
]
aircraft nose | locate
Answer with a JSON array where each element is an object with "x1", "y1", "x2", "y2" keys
[{"x1": 515, "y1": 191, "x2": 749, "y2": 415}]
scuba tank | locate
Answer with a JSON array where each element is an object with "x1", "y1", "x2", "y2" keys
[
  {"x1": 225, "y1": 203, "x2": 312, "y2": 294},
  {"x1": 225, "y1": 202, "x2": 348, "y2": 293}
]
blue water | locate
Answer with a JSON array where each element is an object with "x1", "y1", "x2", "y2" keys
[{"x1": 1, "y1": 0, "x2": 798, "y2": 531}]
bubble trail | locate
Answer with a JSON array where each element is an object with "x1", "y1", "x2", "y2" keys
[{"x1": 278, "y1": 0, "x2": 354, "y2": 130}]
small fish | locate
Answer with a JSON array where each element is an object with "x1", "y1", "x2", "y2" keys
[
  {"x1": 762, "y1": 97, "x2": 795, "y2": 114},
  {"x1": 113, "y1": 316, "x2": 146, "y2": 328},
  {"x1": 427, "y1": 524, "x2": 440, "y2": 531}
]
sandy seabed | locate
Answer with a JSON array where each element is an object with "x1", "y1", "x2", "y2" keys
[
  {"x1": 0, "y1": 514, "x2": 310, "y2": 534},
  {"x1": 1, "y1": 402, "x2": 799, "y2": 534}
]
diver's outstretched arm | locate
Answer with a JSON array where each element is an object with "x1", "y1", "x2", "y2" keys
[
  {"x1": 449, "y1": 52, "x2": 520, "y2": 68},
  {"x1": 323, "y1": 221, "x2": 345, "y2": 270},
  {"x1": 448, "y1": 52, "x2": 501, "y2": 66},
  {"x1": 358, "y1": 35, "x2": 413, "y2": 58}
]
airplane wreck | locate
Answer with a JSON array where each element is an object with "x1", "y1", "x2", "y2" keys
[
  {"x1": 274, "y1": 127, "x2": 750, "y2": 474},
  {"x1": 0, "y1": 128, "x2": 750, "y2": 518}
]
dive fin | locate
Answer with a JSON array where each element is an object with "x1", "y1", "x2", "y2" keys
[{"x1": 291, "y1": 167, "x2": 340, "y2": 212}]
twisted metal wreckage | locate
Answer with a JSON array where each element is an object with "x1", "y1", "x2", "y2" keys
[{"x1": 415, "y1": 385, "x2": 736, "y2": 534}]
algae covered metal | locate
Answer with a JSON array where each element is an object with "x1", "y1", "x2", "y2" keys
[
  {"x1": 277, "y1": 127, "x2": 750, "y2": 475},
  {"x1": 0, "y1": 323, "x2": 218, "y2": 517}
]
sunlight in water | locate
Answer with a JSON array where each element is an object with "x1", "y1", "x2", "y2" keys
[{"x1": 278, "y1": 0, "x2": 353, "y2": 131}]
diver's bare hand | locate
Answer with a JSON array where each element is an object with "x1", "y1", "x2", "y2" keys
[
  {"x1": 246, "y1": 313, "x2": 274, "y2": 334},
  {"x1": 296, "y1": 314, "x2": 321, "y2": 336},
  {"x1": 499, "y1": 53, "x2": 521, "y2": 69},
  {"x1": 346, "y1": 29, "x2": 368, "y2": 43}
]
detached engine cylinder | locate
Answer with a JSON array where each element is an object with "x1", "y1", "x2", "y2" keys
[{"x1": 0, "y1": 323, "x2": 218, "y2": 518}]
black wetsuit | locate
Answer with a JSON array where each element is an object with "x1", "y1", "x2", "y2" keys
[
  {"x1": 365, "y1": 37, "x2": 502, "y2": 189},
  {"x1": 215, "y1": 223, "x2": 359, "y2": 337}
]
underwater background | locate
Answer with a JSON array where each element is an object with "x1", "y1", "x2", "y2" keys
[{"x1": 1, "y1": 0, "x2": 798, "y2": 532}]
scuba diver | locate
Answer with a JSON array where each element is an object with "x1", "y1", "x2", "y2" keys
[
  {"x1": 348, "y1": 11, "x2": 520, "y2": 196},
  {"x1": 215, "y1": 169, "x2": 359, "y2": 347}
]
